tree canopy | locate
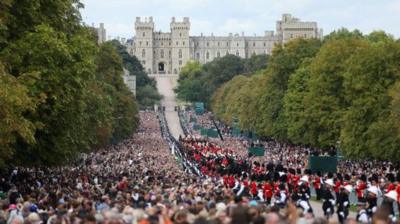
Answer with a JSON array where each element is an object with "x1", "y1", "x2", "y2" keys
[
  {"x1": 175, "y1": 54, "x2": 269, "y2": 104},
  {"x1": 210, "y1": 29, "x2": 400, "y2": 161},
  {"x1": 0, "y1": 0, "x2": 139, "y2": 167},
  {"x1": 109, "y1": 40, "x2": 161, "y2": 108}
]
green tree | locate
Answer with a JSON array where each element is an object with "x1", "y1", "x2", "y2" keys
[
  {"x1": 283, "y1": 59, "x2": 313, "y2": 145},
  {"x1": 0, "y1": 63, "x2": 40, "y2": 167},
  {"x1": 257, "y1": 38, "x2": 322, "y2": 139},
  {"x1": 340, "y1": 39, "x2": 400, "y2": 159},
  {"x1": 109, "y1": 40, "x2": 161, "y2": 107},
  {"x1": 0, "y1": 0, "x2": 83, "y2": 49}
]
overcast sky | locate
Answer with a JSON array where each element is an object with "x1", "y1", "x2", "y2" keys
[{"x1": 80, "y1": 0, "x2": 400, "y2": 39}]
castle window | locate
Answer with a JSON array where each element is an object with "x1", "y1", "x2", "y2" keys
[
  {"x1": 196, "y1": 52, "x2": 200, "y2": 59},
  {"x1": 180, "y1": 33, "x2": 182, "y2": 37},
  {"x1": 236, "y1": 51, "x2": 239, "y2": 56},
  {"x1": 142, "y1": 49, "x2": 146, "y2": 57},
  {"x1": 237, "y1": 43, "x2": 239, "y2": 47},
  {"x1": 179, "y1": 49, "x2": 182, "y2": 58},
  {"x1": 143, "y1": 32, "x2": 145, "y2": 37},
  {"x1": 169, "y1": 51, "x2": 171, "y2": 57},
  {"x1": 179, "y1": 60, "x2": 182, "y2": 65},
  {"x1": 142, "y1": 60, "x2": 146, "y2": 65},
  {"x1": 176, "y1": 41, "x2": 178, "y2": 46},
  {"x1": 139, "y1": 41, "x2": 142, "y2": 46},
  {"x1": 218, "y1": 42, "x2": 220, "y2": 46},
  {"x1": 206, "y1": 52, "x2": 209, "y2": 59},
  {"x1": 161, "y1": 42, "x2": 163, "y2": 46},
  {"x1": 183, "y1": 41, "x2": 185, "y2": 46},
  {"x1": 161, "y1": 49, "x2": 164, "y2": 58},
  {"x1": 217, "y1": 52, "x2": 220, "y2": 58},
  {"x1": 207, "y1": 42, "x2": 209, "y2": 47},
  {"x1": 226, "y1": 42, "x2": 229, "y2": 47},
  {"x1": 146, "y1": 41, "x2": 149, "y2": 46},
  {"x1": 264, "y1": 42, "x2": 266, "y2": 47},
  {"x1": 253, "y1": 42, "x2": 255, "y2": 47}
]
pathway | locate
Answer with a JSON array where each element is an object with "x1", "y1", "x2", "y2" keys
[{"x1": 150, "y1": 74, "x2": 184, "y2": 139}]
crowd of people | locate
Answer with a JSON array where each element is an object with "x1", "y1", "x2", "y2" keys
[
  {"x1": 0, "y1": 109, "x2": 399, "y2": 224},
  {"x1": 177, "y1": 110, "x2": 400, "y2": 223}
]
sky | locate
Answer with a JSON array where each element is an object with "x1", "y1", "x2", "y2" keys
[{"x1": 80, "y1": 0, "x2": 400, "y2": 39}]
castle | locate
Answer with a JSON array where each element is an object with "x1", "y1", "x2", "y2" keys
[{"x1": 126, "y1": 14, "x2": 323, "y2": 74}]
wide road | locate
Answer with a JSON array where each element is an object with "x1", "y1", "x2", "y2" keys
[
  {"x1": 150, "y1": 74, "x2": 184, "y2": 139},
  {"x1": 150, "y1": 73, "x2": 355, "y2": 221}
]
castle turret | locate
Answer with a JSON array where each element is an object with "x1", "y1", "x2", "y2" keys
[
  {"x1": 134, "y1": 17, "x2": 154, "y2": 73},
  {"x1": 170, "y1": 17, "x2": 190, "y2": 74}
]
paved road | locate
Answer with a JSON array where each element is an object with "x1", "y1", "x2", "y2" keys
[
  {"x1": 151, "y1": 74, "x2": 184, "y2": 139},
  {"x1": 151, "y1": 73, "x2": 356, "y2": 221}
]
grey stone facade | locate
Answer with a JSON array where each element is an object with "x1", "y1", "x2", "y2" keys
[{"x1": 127, "y1": 14, "x2": 322, "y2": 74}]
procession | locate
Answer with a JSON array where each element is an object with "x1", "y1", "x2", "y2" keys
[{"x1": 0, "y1": 109, "x2": 398, "y2": 224}]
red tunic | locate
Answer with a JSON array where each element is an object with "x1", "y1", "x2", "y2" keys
[
  {"x1": 334, "y1": 181, "x2": 341, "y2": 193},
  {"x1": 251, "y1": 182, "x2": 258, "y2": 196},
  {"x1": 356, "y1": 181, "x2": 367, "y2": 198},
  {"x1": 386, "y1": 183, "x2": 395, "y2": 193},
  {"x1": 313, "y1": 176, "x2": 321, "y2": 190},
  {"x1": 263, "y1": 183, "x2": 273, "y2": 199},
  {"x1": 396, "y1": 184, "x2": 400, "y2": 202},
  {"x1": 227, "y1": 176, "x2": 235, "y2": 188}
]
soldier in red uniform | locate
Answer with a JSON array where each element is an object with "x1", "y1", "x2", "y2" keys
[
  {"x1": 385, "y1": 173, "x2": 395, "y2": 193},
  {"x1": 313, "y1": 171, "x2": 322, "y2": 201},
  {"x1": 356, "y1": 175, "x2": 367, "y2": 203},
  {"x1": 250, "y1": 181, "x2": 258, "y2": 198},
  {"x1": 333, "y1": 174, "x2": 342, "y2": 199},
  {"x1": 263, "y1": 181, "x2": 273, "y2": 205}
]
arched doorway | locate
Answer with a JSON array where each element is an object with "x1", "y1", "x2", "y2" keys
[{"x1": 158, "y1": 62, "x2": 165, "y2": 74}]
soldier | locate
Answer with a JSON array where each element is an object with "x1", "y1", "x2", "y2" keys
[
  {"x1": 337, "y1": 185, "x2": 352, "y2": 223},
  {"x1": 263, "y1": 181, "x2": 273, "y2": 205},
  {"x1": 297, "y1": 178, "x2": 313, "y2": 215},
  {"x1": 356, "y1": 174, "x2": 367, "y2": 203},
  {"x1": 366, "y1": 186, "x2": 379, "y2": 219},
  {"x1": 322, "y1": 178, "x2": 336, "y2": 220},
  {"x1": 313, "y1": 171, "x2": 322, "y2": 201}
]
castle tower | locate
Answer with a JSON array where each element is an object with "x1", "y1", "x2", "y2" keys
[
  {"x1": 170, "y1": 17, "x2": 190, "y2": 74},
  {"x1": 134, "y1": 17, "x2": 154, "y2": 73}
]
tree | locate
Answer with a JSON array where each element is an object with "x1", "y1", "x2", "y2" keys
[
  {"x1": 256, "y1": 38, "x2": 322, "y2": 139},
  {"x1": 109, "y1": 40, "x2": 160, "y2": 107},
  {"x1": 340, "y1": 39, "x2": 400, "y2": 159},
  {"x1": 0, "y1": 63, "x2": 40, "y2": 167},
  {"x1": 283, "y1": 59, "x2": 313, "y2": 145},
  {"x1": 0, "y1": 0, "x2": 83, "y2": 49}
]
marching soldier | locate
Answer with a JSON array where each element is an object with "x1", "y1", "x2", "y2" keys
[
  {"x1": 337, "y1": 185, "x2": 352, "y2": 223},
  {"x1": 366, "y1": 186, "x2": 379, "y2": 219},
  {"x1": 322, "y1": 178, "x2": 336, "y2": 220}
]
